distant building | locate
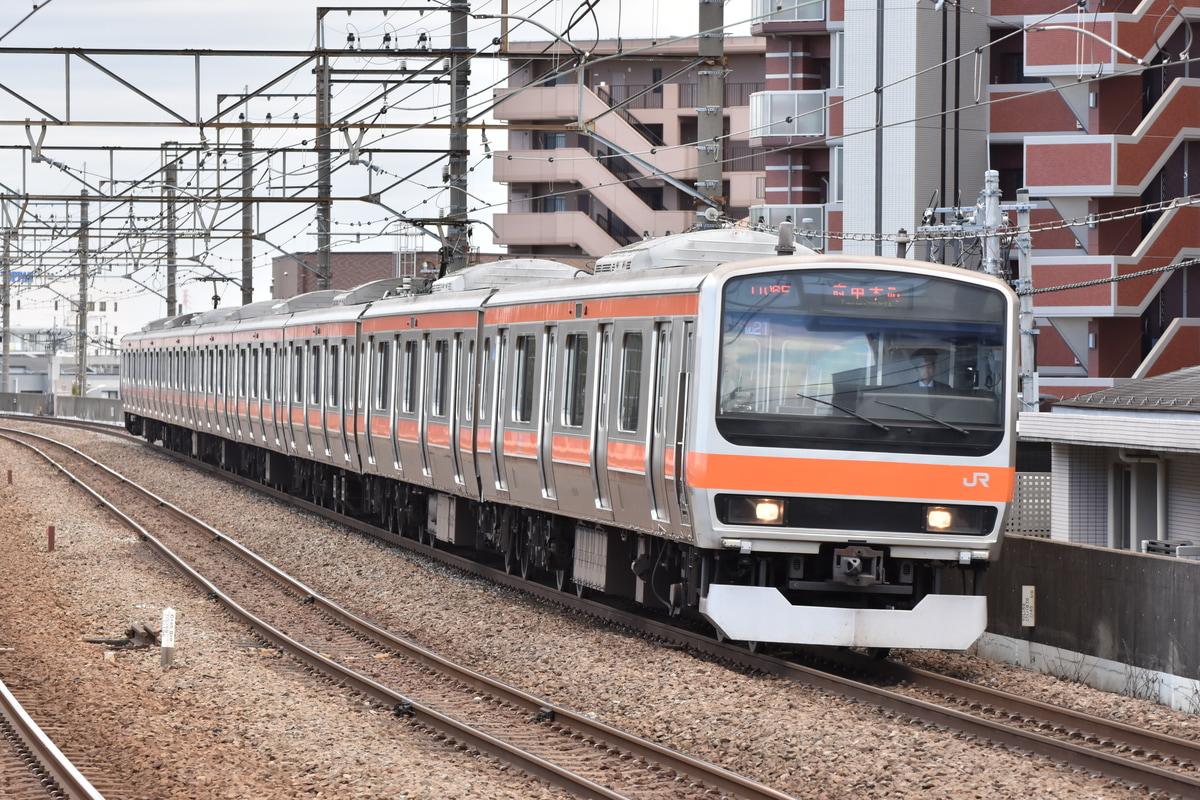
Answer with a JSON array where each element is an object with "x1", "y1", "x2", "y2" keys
[
  {"x1": 1020, "y1": 366, "x2": 1200, "y2": 551},
  {"x1": 493, "y1": 37, "x2": 768, "y2": 258}
]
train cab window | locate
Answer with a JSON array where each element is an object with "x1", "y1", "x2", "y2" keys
[
  {"x1": 431, "y1": 339, "x2": 449, "y2": 417},
  {"x1": 328, "y1": 345, "x2": 340, "y2": 407},
  {"x1": 563, "y1": 333, "x2": 589, "y2": 427},
  {"x1": 717, "y1": 268, "x2": 1010, "y2": 456},
  {"x1": 513, "y1": 335, "x2": 536, "y2": 423},
  {"x1": 375, "y1": 340, "x2": 391, "y2": 410},
  {"x1": 618, "y1": 332, "x2": 643, "y2": 432}
]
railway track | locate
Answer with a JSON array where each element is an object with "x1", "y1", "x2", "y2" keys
[
  {"x1": 10, "y1": 415, "x2": 1200, "y2": 797},
  {"x1": 0, "y1": 423, "x2": 795, "y2": 800},
  {"x1": 0, "y1": 672, "x2": 107, "y2": 800}
]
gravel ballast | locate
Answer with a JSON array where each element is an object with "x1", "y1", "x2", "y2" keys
[{"x1": 0, "y1": 422, "x2": 1190, "y2": 799}]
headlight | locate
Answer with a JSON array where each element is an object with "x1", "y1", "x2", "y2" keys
[
  {"x1": 924, "y1": 505, "x2": 986, "y2": 534},
  {"x1": 723, "y1": 496, "x2": 786, "y2": 526}
]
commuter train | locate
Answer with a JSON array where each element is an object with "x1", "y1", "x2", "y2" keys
[{"x1": 121, "y1": 228, "x2": 1018, "y2": 650}]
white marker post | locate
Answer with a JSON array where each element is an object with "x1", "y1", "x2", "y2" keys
[{"x1": 160, "y1": 608, "x2": 176, "y2": 669}]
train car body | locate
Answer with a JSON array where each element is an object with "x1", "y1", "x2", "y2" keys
[{"x1": 122, "y1": 232, "x2": 1018, "y2": 651}]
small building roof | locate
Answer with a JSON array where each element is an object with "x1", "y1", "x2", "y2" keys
[
  {"x1": 1020, "y1": 364, "x2": 1200, "y2": 453},
  {"x1": 1052, "y1": 364, "x2": 1200, "y2": 414}
]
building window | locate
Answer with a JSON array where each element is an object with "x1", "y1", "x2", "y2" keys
[{"x1": 539, "y1": 195, "x2": 567, "y2": 213}]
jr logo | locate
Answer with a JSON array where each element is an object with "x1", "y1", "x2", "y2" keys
[{"x1": 963, "y1": 472, "x2": 990, "y2": 488}]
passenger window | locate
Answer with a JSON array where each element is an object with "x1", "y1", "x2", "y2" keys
[
  {"x1": 310, "y1": 345, "x2": 322, "y2": 405},
  {"x1": 432, "y1": 339, "x2": 449, "y2": 417},
  {"x1": 513, "y1": 335, "x2": 536, "y2": 423},
  {"x1": 563, "y1": 333, "x2": 589, "y2": 427},
  {"x1": 618, "y1": 332, "x2": 643, "y2": 432},
  {"x1": 328, "y1": 345, "x2": 340, "y2": 407},
  {"x1": 263, "y1": 349, "x2": 273, "y2": 401},
  {"x1": 402, "y1": 340, "x2": 419, "y2": 413},
  {"x1": 375, "y1": 340, "x2": 391, "y2": 410},
  {"x1": 293, "y1": 348, "x2": 304, "y2": 403}
]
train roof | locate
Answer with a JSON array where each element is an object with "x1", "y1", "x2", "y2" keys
[
  {"x1": 593, "y1": 227, "x2": 814, "y2": 273},
  {"x1": 431, "y1": 259, "x2": 589, "y2": 292}
]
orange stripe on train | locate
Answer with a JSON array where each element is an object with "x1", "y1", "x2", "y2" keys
[{"x1": 685, "y1": 453, "x2": 1014, "y2": 502}]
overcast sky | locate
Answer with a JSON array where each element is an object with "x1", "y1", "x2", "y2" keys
[{"x1": 2, "y1": 0, "x2": 750, "y2": 331}]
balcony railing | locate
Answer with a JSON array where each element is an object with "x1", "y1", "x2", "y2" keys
[
  {"x1": 601, "y1": 83, "x2": 664, "y2": 110},
  {"x1": 678, "y1": 82, "x2": 764, "y2": 109},
  {"x1": 752, "y1": 0, "x2": 825, "y2": 23}
]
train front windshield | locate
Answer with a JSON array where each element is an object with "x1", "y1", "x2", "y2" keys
[{"x1": 717, "y1": 268, "x2": 1010, "y2": 456}]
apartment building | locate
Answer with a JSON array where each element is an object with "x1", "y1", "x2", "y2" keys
[
  {"x1": 750, "y1": 0, "x2": 1200, "y2": 400},
  {"x1": 492, "y1": 37, "x2": 767, "y2": 258}
]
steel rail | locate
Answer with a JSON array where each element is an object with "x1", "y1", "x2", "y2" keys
[
  {"x1": 0, "y1": 425, "x2": 795, "y2": 800},
  {"x1": 0, "y1": 671, "x2": 108, "y2": 800}
]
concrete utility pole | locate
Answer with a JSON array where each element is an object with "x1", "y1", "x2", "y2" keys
[
  {"x1": 444, "y1": 1, "x2": 471, "y2": 275},
  {"x1": 242, "y1": 122, "x2": 255, "y2": 304},
  {"x1": 164, "y1": 144, "x2": 178, "y2": 317},
  {"x1": 1016, "y1": 187, "x2": 1039, "y2": 411},
  {"x1": 695, "y1": 0, "x2": 726, "y2": 226},
  {"x1": 315, "y1": 26, "x2": 333, "y2": 291},
  {"x1": 1, "y1": 224, "x2": 10, "y2": 394},
  {"x1": 77, "y1": 191, "x2": 89, "y2": 398},
  {"x1": 981, "y1": 169, "x2": 1003, "y2": 276}
]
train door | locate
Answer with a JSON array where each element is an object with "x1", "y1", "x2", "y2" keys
[
  {"x1": 362, "y1": 336, "x2": 381, "y2": 466},
  {"x1": 673, "y1": 321, "x2": 695, "y2": 528},
  {"x1": 538, "y1": 326, "x2": 557, "y2": 500},
  {"x1": 648, "y1": 322, "x2": 673, "y2": 523},
  {"x1": 330, "y1": 339, "x2": 351, "y2": 462},
  {"x1": 311, "y1": 342, "x2": 330, "y2": 458},
  {"x1": 590, "y1": 325, "x2": 613, "y2": 511},
  {"x1": 448, "y1": 333, "x2": 466, "y2": 487},
  {"x1": 287, "y1": 342, "x2": 302, "y2": 453},
  {"x1": 417, "y1": 333, "x2": 432, "y2": 478},
  {"x1": 263, "y1": 345, "x2": 278, "y2": 446},
  {"x1": 456, "y1": 333, "x2": 477, "y2": 491},
  {"x1": 490, "y1": 329, "x2": 509, "y2": 492}
]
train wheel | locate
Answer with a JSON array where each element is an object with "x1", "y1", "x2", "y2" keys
[
  {"x1": 574, "y1": 582, "x2": 587, "y2": 599},
  {"x1": 519, "y1": 547, "x2": 533, "y2": 580},
  {"x1": 503, "y1": 545, "x2": 519, "y2": 575}
]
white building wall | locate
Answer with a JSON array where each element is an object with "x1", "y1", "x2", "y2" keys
[
  {"x1": 841, "y1": 1, "x2": 989, "y2": 253},
  {"x1": 1051, "y1": 443, "x2": 1109, "y2": 546},
  {"x1": 1167, "y1": 455, "x2": 1200, "y2": 543}
]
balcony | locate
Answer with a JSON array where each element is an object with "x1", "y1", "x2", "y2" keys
[
  {"x1": 748, "y1": 90, "x2": 828, "y2": 146},
  {"x1": 1024, "y1": 0, "x2": 1200, "y2": 78},
  {"x1": 751, "y1": 0, "x2": 827, "y2": 29},
  {"x1": 1031, "y1": 204, "x2": 1200, "y2": 316},
  {"x1": 1024, "y1": 78, "x2": 1200, "y2": 196}
]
